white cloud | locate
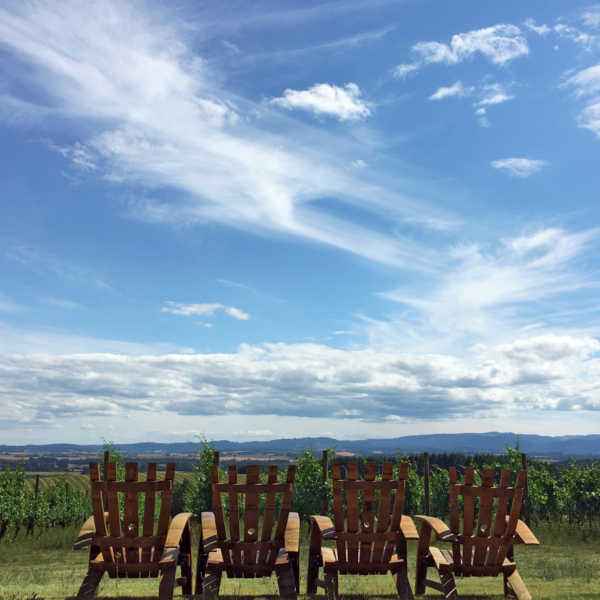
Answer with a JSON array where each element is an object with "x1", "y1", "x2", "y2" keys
[
  {"x1": 491, "y1": 157, "x2": 548, "y2": 178},
  {"x1": 554, "y1": 23, "x2": 597, "y2": 47},
  {"x1": 524, "y1": 19, "x2": 551, "y2": 36},
  {"x1": 5, "y1": 244, "x2": 112, "y2": 290},
  {"x1": 563, "y1": 65, "x2": 600, "y2": 137},
  {"x1": 475, "y1": 82, "x2": 514, "y2": 107},
  {"x1": 429, "y1": 81, "x2": 470, "y2": 101},
  {"x1": 427, "y1": 80, "x2": 512, "y2": 126},
  {"x1": 161, "y1": 301, "x2": 250, "y2": 321},
  {"x1": 0, "y1": 1, "x2": 454, "y2": 269},
  {"x1": 395, "y1": 24, "x2": 528, "y2": 77},
  {"x1": 1, "y1": 332, "x2": 599, "y2": 429},
  {"x1": 392, "y1": 63, "x2": 419, "y2": 79},
  {"x1": 378, "y1": 228, "x2": 599, "y2": 347},
  {"x1": 582, "y1": 6, "x2": 600, "y2": 28},
  {"x1": 351, "y1": 159, "x2": 367, "y2": 169},
  {"x1": 271, "y1": 83, "x2": 371, "y2": 121}
]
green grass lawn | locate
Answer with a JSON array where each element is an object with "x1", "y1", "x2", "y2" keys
[{"x1": 0, "y1": 523, "x2": 599, "y2": 600}]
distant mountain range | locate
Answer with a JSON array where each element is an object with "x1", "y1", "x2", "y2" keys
[{"x1": 2, "y1": 432, "x2": 600, "y2": 456}]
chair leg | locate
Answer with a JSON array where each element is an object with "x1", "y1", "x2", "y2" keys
[
  {"x1": 288, "y1": 551, "x2": 300, "y2": 593},
  {"x1": 202, "y1": 570, "x2": 222, "y2": 600},
  {"x1": 195, "y1": 550, "x2": 208, "y2": 595},
  {"x1": 415, "y1": 553, "x2": 428, "y2": 595},
  {"x1": 179, "y1": 524, "x2": 193, "y2": 596},
  {"x1": 324, "y1": 572, "x2": 338, "y2": 600},
  {"x1": 395, "y1": 564, "x2": 414, "y2": 600},
  {"x1": 76, "y1": 569, "x2": 103, "y2": 599},
  {"x1": 159, "y1": 565, "x2": 177, "y2": 600},
  {"x1": 504, "y1": 568, "x2": 532, "y2": 600},
  {"x1": 306, "y1": 547, "x2": 320, "y2": 594},
  {"x1": 439, "y1": 568, "x2": 457, "y2": 600},
  {"x1": 276, "y1": 563, "x2": 298, "y2": 599}
]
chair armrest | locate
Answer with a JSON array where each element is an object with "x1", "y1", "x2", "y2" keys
[
  {"x1": 73, "y1": 515, "x2": 96, "y2": 550},
  {"x1": 310, "y1": 515, "x2": 336, "y2": 540},
  {"x1": 200, "y1": 511, "x2": 218, "y2": 552},
  {"x1": 414, "y1": 516, "x2": 456, "y2": 542},
  {"x1": 285, "y1": 512, "x2": 300, "y2": 553},
  {"x1": 164, "y1": 512, "x2": 193, "y2": 549},
  {"x1": 400, "y1": 515, "x2": 419, "y2": 540},
  {"x1": 159, "y1": 512, "x2": 192, "y2": 566},
  {"x1": 513, "y1": 519, "x2": 540, "y2": 545}
]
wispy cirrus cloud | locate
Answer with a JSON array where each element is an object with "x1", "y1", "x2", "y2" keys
[
  {"x1": 491, "y1": 157, "x2": 548, "y2": 178},
  {"x1": 162, "y1": 301, "x2": 250, "y2": 321},
  {"x1": 394, "y1": 24, "x2": 529, "y2": 78},
  {"x1": 271, "y1": 83, "x2": 371, "y2": 121},
  {"x1": 4, "y1": 244, "x2": 113, "y2": 290},
  {"x1": 429, "y1": 81, "x2": 470, "y2": 101},
  {"x1": 376, "y1": 228, "x2": 599, "y2": 350},
  {"x1": 0, "y1": 0, "x2": 454, "y2": 270},
  {"x1": 563, "y1": 64, "x2": 600, "y2": 137}
]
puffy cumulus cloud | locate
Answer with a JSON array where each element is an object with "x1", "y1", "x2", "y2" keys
[
  {"x1": 1, "y1": 333, "x2": 599, "y2": 428},
  {"x1": 394, "y1": 24, "x2": 528, "y2": 77},
  {"x1": 497, "y1": 334, "x2": 600, "y2": 362},
  {"x1": 491, "y1": 157, "x2": 548, "y2": 178},
  {"x1": 0, "y1": 1, "x2": 454, "y2": 270},
  {"x1": 270, "y1": 83, "x2": 371, "y2": 121},
  {"x1": 161, "y1": 301, "x2": 250, "y2": 321}
]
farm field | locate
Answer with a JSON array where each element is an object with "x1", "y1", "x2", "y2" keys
[
  {"x1": 24, "y1": 472, "x2": 194, "y2": 493},
  {"x1": 0, "y1": 523, "x2": 599, "y2": 600}
]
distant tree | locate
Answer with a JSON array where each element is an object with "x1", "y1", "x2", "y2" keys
[
  {"x1": 293, "y1": 449, "x2": 332, "y2": 521},
  {"x1": 185, "y1": 439, "x2": 218, "y2": 516}
]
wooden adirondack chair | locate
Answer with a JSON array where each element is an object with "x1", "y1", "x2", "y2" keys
[
  {"x1": 307, "y1": 461, "x2": 419, "y2": 600},
  {"x1": 73, "y1": 462, "x2": 193, "y2": 600},
  {"x1": 415, "y1": 467, "x2": 540, "y2": 600},
  {"x1": 196, "y1": 463, "x2": 299, "y2": 599}
]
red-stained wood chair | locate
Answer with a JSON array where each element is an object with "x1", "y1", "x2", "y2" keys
[
  {"x1": 307, "y1": 462, "x2": 419, "y2": 600},
  {"x1": 196, "y1": 464, "x2": 299, "y2": 599},
  {"x1": 415, "y1": 467, "x2": 540, "y2": 600},
  {"x1": 73, "y1": 462, "x2": 193, "y2": 600}
]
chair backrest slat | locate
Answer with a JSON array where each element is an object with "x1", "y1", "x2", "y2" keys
[
  {"x1": 331, "y1": 461, "x2": 408, "y2": 573},
  {"x1": 359, "y1": 463, "x2": 376, "y2": 565},
  {"x1": 243, "y1": 465, "x2": 260, "y2": 566},
  {"x1": 124, "y1": 462, "x2": 139, "y2": 566},
  {"x1": 142, "y1": 463, "x2": 157, "y2": 566},
  {"x1": 212, "y1": 463, "x2": 296, "y2": 574},
  {"x1": 227, "y1": 466, "x2": 242, "y2": 567},
  {"x1": 370, "y1": 462, "x2": 392, "y2": 564},
  {"x1": 461, "y1": 467, "x2": 476, "y2": 569},
  {"x1": 156, "y1": 463, "x2": 175, "y2": 538},
  {"x1": 332, "y1": 464, "x2": 346, "y2": 565},
  {"x1": 258, "y1": 465, "x2": 278, "y2": 566},
  {"x1": 90, "y1": 463, "x2": 111, "y2": 563},
  {"x1": 448, "y1": 467, "x2": 527, "y2": 575}
]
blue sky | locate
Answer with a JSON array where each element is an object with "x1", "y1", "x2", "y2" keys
[{"x1": 1, "y1": 0, "x2": 600, "y2": 443}]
